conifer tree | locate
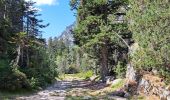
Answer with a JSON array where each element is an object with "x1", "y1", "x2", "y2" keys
[{"x1": 70, "y1": 0, "x2": 131, "y2": 81}]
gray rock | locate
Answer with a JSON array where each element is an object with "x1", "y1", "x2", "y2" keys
[
  {"x1": 124, "y1": 92, "x2": 131, "y2": 98},
  {"x1": 160, "y1": 90, "x2": 170, "y2": 100},
  {"x1": 137, "y1": 78, "x2": 151, "y2": 94},
  {"x1": 167, "y1": 95, "x2": 170, "y2": 100},
  {"x1": 160, "y1": 94, "x2": 166, "y2": 100},
  {"x1": 152, "y1": 69, "x2": 158, "y2": 75},
  {"x1": 83, "y1": 95, "x2": 92, "y2": 100},
  {"x1": 163, "y1": 90, "x2": 170, "y2": 96},
  {"x1": 126, "y1": 64, "x2": 136, "y2": 81},
  {"x1": 108, "y1": 96, "x2": 127, "y2": 100},
  {"x1": 106, "y1": 76, "x2": 115, "y2": 85}
]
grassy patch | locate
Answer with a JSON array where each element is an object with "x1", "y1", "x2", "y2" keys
[
  {"x1": 137, "y1": 96, "x2": 145, "y2": 100},
  {"x1": 111, "y1": 79, "x2": 125, "y2": 90},
  {"x1": 75, "y1": 70, "x2": 93, "y2": 79},
  {"x1": 59, "y1": 70, "x2": 94, "y2": 80},
  {"x1": 130, "y1": 95, "x2": 145, "y2": 100}
]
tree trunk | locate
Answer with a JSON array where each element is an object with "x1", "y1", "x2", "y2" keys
[
  {"x1": 21, "y1": 45, "x2": 23, "y2": 66},
  {"x1": 26, "y1": 47, "x2": 29, "y2": 67},
  {"x1": 76, "y1": 50, "x2": 80, "y2": 68},
  {"x1": 100, "y1": 43, "x2": 109, "y2": 82},
  {"x1": 14, "y1": 45, "x2": 21, "y2": 67}
]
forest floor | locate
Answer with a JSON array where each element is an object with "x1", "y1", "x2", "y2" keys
[{"x1": 0, "y1": 74, "x2": 127, "y2": 100}]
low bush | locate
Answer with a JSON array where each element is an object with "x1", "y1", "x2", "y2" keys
[
  {"x1": 0, "y1": 68, "x2": 29, "y2": 91},
  {"x1": 66, "y1": 65, "x2": 80, "y2": 74},
  {"x1": 75, "y1": 70, "x2": 93, "y2": 79},
  {"x1": 114, "y1": 62, "x2": 126, "y2": 78}
]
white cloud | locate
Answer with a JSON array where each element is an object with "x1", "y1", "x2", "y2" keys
[{"x1": 25, "y1": 0, "x2": 59, "y2": 6}]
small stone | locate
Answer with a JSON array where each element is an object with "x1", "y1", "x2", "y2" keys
[
  {"x1": 124, "y1": 92, "x2": 130, "y2": 98},
  {"x1": 83, "y1": 95, "x2": 92, "y2": 100},
  {"x1": 167, "y1": 95, "x2": 170, "y2": 100},
  {"x1": 152, "y1": 69, "x2": 158, "y2": 75},
  {"x1": 160, "y1": 94, "x2": 167, "y2": 100},
  {"x1": 163, "y1": 90, "x2": 170, "y2": 97},
  {"x1": 166, "y1": 85, "x2": 170, "y2": 90},
  {"x1": 106, "y1": 76, "x2": 115, "y2": 85}
]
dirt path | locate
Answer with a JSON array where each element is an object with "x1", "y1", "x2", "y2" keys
[
  {"x1": 15, "y1": 75, "x2": 127, "y2": 100},
  {"x1": 17, "y1": 79, "x2": 91, "y2": 100}
]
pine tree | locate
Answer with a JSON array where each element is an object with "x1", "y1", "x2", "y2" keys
[{"x1": 70, "y1": 0, "x2": 131, "y2": 81}]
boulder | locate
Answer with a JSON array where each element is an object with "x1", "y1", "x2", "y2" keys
[{"x1": 106, "y1": 76, "x2": 115, "y2": 85}]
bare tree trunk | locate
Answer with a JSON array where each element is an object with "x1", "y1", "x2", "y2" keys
[
  {"x1": 26, "y1": 13, "x2": 29, "y2": 67},
  {"x1": 14, "y1": 45, "x2": 21, "y2": 68},
  {"x1": 26, "y1": 48, "x2": 29, "y2": 67},
  {"x1": 76, "y1": 50, "x2": 80, "y2": 68},
  {"x1": 21, "y1": 45, "x2": 23, "y2": 65},
  {"x1": 100, "y1": 43, "x2": 109, "y2": 82},
  {"x1": 3, "y1": 4, "x2": 6, "y2": 19}
]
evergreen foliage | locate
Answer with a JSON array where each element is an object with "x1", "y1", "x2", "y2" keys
[
  {"x1": 70, "y1": 0, "x2": 132, "y2": 81},
  {"x1": 0, "y1": 0, "x2": 57, "y2": 91},
  {"x1": 127, "y1": 0, "x2": 170, "y2": 82}
]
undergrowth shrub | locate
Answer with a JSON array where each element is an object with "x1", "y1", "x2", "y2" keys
[
  {"x1": 0, "y1": 68, "x2": 29, "y2": 91},
  {"x1": 127, "y1": 0, "x2": 170, "y2": 83},
  {"x1": 66, "y1": 65, "x2": 80, "y2": 74},
  {"x1": 114, "y1": 62, "x2": 126, "y2": 78},
  {"x1": 75, "y1": 70, "x2": 93, "y2": 79}
]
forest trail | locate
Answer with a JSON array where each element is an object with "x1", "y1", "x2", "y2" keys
[
  {"x1": 16, "y1": 75, "x2": 91, "y2": 100},
  {"x1": 15, "y1": 75, "x2": 126, "y2": 100}
]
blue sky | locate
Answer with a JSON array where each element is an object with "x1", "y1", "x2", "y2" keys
[{"x1": 30, "y1": 0, "x2": 76, "y2": 39}]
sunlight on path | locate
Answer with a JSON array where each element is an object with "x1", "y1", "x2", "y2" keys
[{"x1": 16, "y1": 75, "x2": 126, "y2": 100}]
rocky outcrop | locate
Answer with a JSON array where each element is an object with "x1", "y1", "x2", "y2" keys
[
  {"x1": 125, "y1": 71, "x2": 170, "y2": 100},
  {"x1": 137, "y1": 74, "x2": 170, "y2": 100}
]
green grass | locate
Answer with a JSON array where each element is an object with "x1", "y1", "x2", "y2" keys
[
  {"x1": 111, "y1": 79, "x2": 125, "y2": 90},
  {"x1": 59, "y1": 70, "x2": 94, "y2": 80},
  {"x1": 137, "y1": 96, "x2": 145, "y2": 100},
  {"x1": 75, "y1": 70, "x2": 93, "y2": 79},
  {"x1": 130, "y1": 95, "x2": 145, "y2": 100}
]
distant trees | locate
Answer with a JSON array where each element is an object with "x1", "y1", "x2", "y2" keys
[{"x1": 47, "y1": 24, "x2": 95, "y2": 75}]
